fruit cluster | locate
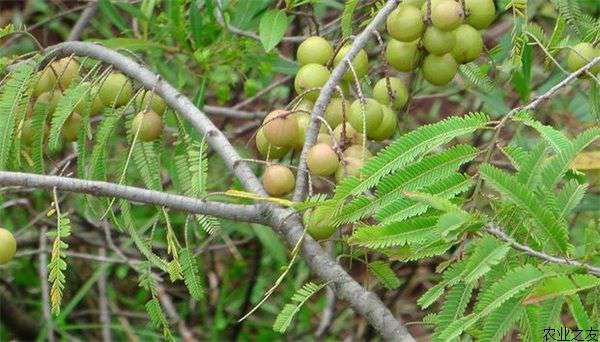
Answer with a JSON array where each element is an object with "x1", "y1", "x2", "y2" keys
[
  {"x1": 22, "y1": 57, "x2": 168, "y2": 146},
  {"x1": 386, "y1": 0, "x2": 495, "y2": 86}
]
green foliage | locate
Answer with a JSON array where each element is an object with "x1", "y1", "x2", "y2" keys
[
  {"x1": 48, "y1": 213, "x2": 72, "y2": 315},
  {"x1": 273, "y1": 282, "x2": 326, "y2": 333}
]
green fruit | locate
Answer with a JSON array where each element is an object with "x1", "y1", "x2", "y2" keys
[
  {"x1": 304, "y1": 208, "x2": 336, "y2": 240},
  {"x1": 33, "y1": 68, "x2": 56, "y2": 97},
  {"x1": 386, "y1": 5, "x2": 425, "y2": 42},
  {"x1": 386, "y1": 39, "x2": 422, "y2": 72},
  {"x1": 567, "y1": 43, "x2": 600, "y2": 74},
  {"x1": 422, "y1": 53, "x2": 458, "y2": 85},
  {"x1": 324, "y1": 98, "x2": 348, "y2": 128},
  {"x1": 99, "y1": 72, "x2": 134, "y2": 107},
  {"x1": 332, "y1": 81, "x2": 351, "y2": 98},
  {"x1": 256, "y1": 128, "x2": 288, "y2": 159},
  {"x1": 36, "y1": 90, "x2": 63, "y2": 114},
  {"x1": 335, "y1": 157, "x2": 363, "y2": 182},
  {"x1": 431, "y1": 0, "x2": 464, "y2": 31},
  {"x1": 423, "y1": 26, "x2": 456, "y2": 55},
  {"x1": 262, "y1": 165, "x2": 295, "y2": 197},
  {"x1": 307, "y1": 143, "x2": 339, "y2": 176},
  {"x1": 451, "y1": 24, "x2": 483, "y2": 63},
  {"x1": 294, "y1": 63, "x2": 331, "y2": 101},
  {"x1": 373, "y1": 77, "x2": 408, "y2": 110},
  {"x1": 131, "y1": 110, "x2": 163, "y2": 142},
  {"x1": 74, "y1": 82, "x2": 104, "y2": 116},
  {"x1": 294, "y1": 113, "x2": 326, "y2": 149},
  {"x1": 21, "y1": 119, "x2": 48, "y2": 146},
  {"x1": 62, "y1": 112, "x2": 82, "y2": 142},
  {"x1": 333, "y1": 122, "x2": 365, "y2": 146},
  {"x1": 348, "y1": 98, "x2": 383, "y2": 134},
  {"x1": 317, "y1": 133, "x2": 332, "y2": 145},
  {"x1": 405, "y1": 0, "x2": 425, "y2": 6},
  {"x1": 370, "y1": 105, "x2": 398, "y2": 141},
  {"x1": 51, "y1": 57, "x2": 80, "y2": 89},
  {"x1": 333, "y1": 45, "x2": 369, "y2": 81},
  {"x1": 0, "y1": 228, "x2": 17, "y2": 265},
  {"x1": 136, "y1": 90, "x2": 167, "y2": 115},
  {"x1": 293, "y1": 98, "x2": 314, "y2": 112},
  {"x1": 297, "y1": 36, "x2": 334, "y2": 66},
  {"x1": 464, "y1": 0, "x2": 495, "y2": 29},
  {"x1": 343, "y1": 144, "x2": 372, "y2": 161},
  {"x1": 263, "y1": 109, "x2": 299, "y2": 148}
]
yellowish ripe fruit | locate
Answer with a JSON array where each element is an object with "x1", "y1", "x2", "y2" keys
[
  {"x1": 343, "y1": 144, "x2": 372, "y2": 161},
  {"x1": 99, "y1": 72, "x2": 134, "y2": 107},
  {"x1": 136, "y1": 91, "x2": 167, "y2": 115},
  {"x1": 263, "y1": 109, "x2": 299, "y2": 148},
  {"x1": 431, "y1": 0, "x2": 464, "y2": 31},
  {"x1": 333, "y1": 122, "x2": 365, "y2": 146},
  {"x1": 132, "y1": 110, "x2": 163, "y2": 142},
  {"x1": 333, "y1": 45, "x2": 369, "y2": 81},
  {"x1": 422, "y1": 53, "x2": 458, "y2": 86},
  {"x1": 297, "y1": 36, "x2": 334, "y2": 66},
  {"x1": 423, "y1": 26, "x2": 456, "y2": 55},
  {"x1": 387, "y1": 5, "x2": 425, "y2": 42},
  {"x1": 0, "y1": 228, "x2": 17, "y2": 265},
  {"x1": 262, "y1": 165, "x2": 295, "y2": 197},
  {"x1": 373, "y1": 77, "x2": 408, "y2": 110},
  {"x1": 324, "y1": 98, "x2": 348, "y2": 128},
  {"x1": 62, "y1": 112, "x2": 82, "y2": 142},
  {"x1": 464, "y1": 0, "x2": 495, "y2": 29},
  {"x1": 74, "y1": 82, "x2": 104, "y2": 116},
  {"x1": 567, "y1": 43, "x2": 600, "y2": 74},
  {"x1": 451, "y1": 24, "x2": 484, "y2": 63},
  {"x1": 294, "y1": 63, "x2": 331, "y2": 101},
  {"x1": 50, "y1": 57, "x2": 80, "y2": 89},
  {"x1": 33, "y1": 68, "x2": 56, "y2": 97},
  {"x1": 386, "y1": 39, "x2": 422, "y2": 72},
  {"x1": 36, "y1": 90, "x2": 63, "y2": 115},
  {"x1": 317, "y1": 133, "x2": 332, "y2": 145},
  {"x1": 256, "y1": 128, "x2": 289, "y2": 159},
  {"x1": 348, "y1": 98, "x2": 383, "y2": 134},
  {"x1": 335, "y1": 157, "x2": 364, "y2": 182},
  {"x1": 307, "y1": 143, "x2": 339, "y2": 176}
]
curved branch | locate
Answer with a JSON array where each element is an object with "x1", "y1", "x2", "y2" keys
[
  {"x1": 485, "y1": 224, "x2": 600, "y2": 277},
  {"x1": 292, "y1": 0, "x2": 401, "y2": 201},
  {"x1": 18, "y1": 39, "x2": 414, "y2": 341},
  {"x1": 0, "y1": 172, "x2": 266, "y2": 224},
  {"x1": 67, "y1": 2, "x2": 97, "y2": 41}
]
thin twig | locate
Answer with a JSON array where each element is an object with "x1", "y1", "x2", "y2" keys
[
  {"x1": 485, "y1": 224, "x2": 600, "y2": 277},
  {"x1": 203, "y1": 105, "x2": 265, "y2": 119},
  {"x1": 97, "y1": 248, "x2": 112, "y2": 342},
  {"x1": 67, "y1": 2, "x2": 97, "y2": 41},
  {"x1": 232, "y1": 76, "x2": 292, "y2": 110}
]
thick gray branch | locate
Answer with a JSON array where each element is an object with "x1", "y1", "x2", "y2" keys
[
  {"x1": 0, "y1": 172, "x2": 266, "y2": 224},
  {"x1": 485, "y1": 224, "x2": 600, "y2": 277},
  {"x1": 292, "y1": 0, "x2": 401, "y2": 201}
]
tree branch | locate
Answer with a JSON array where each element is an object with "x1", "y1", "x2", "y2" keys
[
  {"x1": 0, "y1": 172, "x2": 266, "y2": 224},
  {"x1": 13, "y1": 39, "x2": 415, "y2": 341},
  {"x1": 203, "y1": 105, "x2": 265, "y2": 119},
  {"x1": 292, "y1": 0, "x2": 401, "y2": 201},
  {"x1": 66, "y1": 2, "x2": 97, "y2": 41},
  {"x1": 485, "y1": 224, "x2": 600, "y2": 277}
]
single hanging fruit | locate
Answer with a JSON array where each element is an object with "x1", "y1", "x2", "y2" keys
[
  {"x1": 307, "y1": 143, "x2": 339, "y2": 176},
  {"x1": 262, "y1": 165, "x2": 295, "y2": 197},
  {"x1": 131, "y1": 110, "x2": 163, "y2": 142},
  {"x1": 297, "y1": 36, "x2": 334, "y2": 66},
  {"x1": 263, "y1": 109, "x2": 299, "y2": 148}
]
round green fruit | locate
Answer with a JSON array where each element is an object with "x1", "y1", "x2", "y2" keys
[
  {"x1": 136, "y1": 90, "x2": 167, "y2": 115},
  {"x1": 21, "y1": 119, "x2": 48, "y2": 146},
  {"x1": 370, "y1": 105, "x2": 398, "y2": 141},
  {"x1": 33, "y1": 68, "x2": 56, "y2": 97},
  {"x1": 386, "y1": 5, "x2": 425, "y2": 42},
  {"x1": 431, "y1": 0, "x2": 464, "y2": 31},
  {"x1": 297, "y1": 36, "x2": 334, "y2": 66},
  {"x1": 464, "y1": 0, "x2": 495, "y2": 29},
  {"x1": 131, "y1": 110, "x2": 163, "y2": 142},
  {"x1": 348, "y1": 98, "x2": 383, "y2": 134},
  {"x1": 263, "y1": 109, "x2": 299, "y2": 148},
  {"x1": 386, "y1": 39, "x2": 422, "y2": 72},
  {"x1": 451, "y1": 24, "x2": 483, "y2": 63},
  {"x1": 294, "y1": 113, "x2": 326, "y2": 149},
  {"x1": 256, "y1": 128, "x2": 288, "y2": 159},
  {"x1": 423, "y1": 26, "x2": 456, "y2": 55},
  {"x1": 50, "y1": 57, "x2": 80, "y2": 89},
  {"x1": 567, "y1": 43, "x2": 600, "y2": 74},
  {"x1": 304, "y1": 208, "x2": 336, "y2": 240},
  {"x1": 324, "y1": 98, "x2": 348, "y2": 128},
  {"x1": 62, "y1": 112, "x2": 82, "y2": 142},
  {"x1": 333, "y1": 122, "x2": 364, "y2": 146},
  {"x1": 343, "y1": 144, "x2": 372, "y2": 161},
  {"x1": 74, "y1": 82, "x2": 104, "y2": 116},
  {"x1": 0, "y1": 228, "x2": 17, "y2": 265},
  {"x1": 335, "y1": 157, "x2": 363, "y2": 182},
  {"x1": 422, "y1": 53, "x2": 458, "y2": 86},
  {"x1": 293, "y1": 98, "x2": 314, "y2": 112},
  {"x1": 317, "y1": 133, "x2": 332, "y2": 145},
  {"x1": 35, "y1": 90, "x2": 63, "y2": 115},
  {"x1": 262, "y1": 165, "x2": 295, "y2": 197},
  {"x1": 307, "y1": 143, "x2": 339, "y2": 176},
  {"x1": 294, "y1": 63, "x2": 331, "y2": 101},
  {"x1": 373, "y1": 77, "x2": 408, "y2": 110},
  {"x1": 99, "y1": 72, "x2": 134, "y2": 107},
  {"x1": 333, "y1": 45, "x2": 369, "y2": 81}
]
